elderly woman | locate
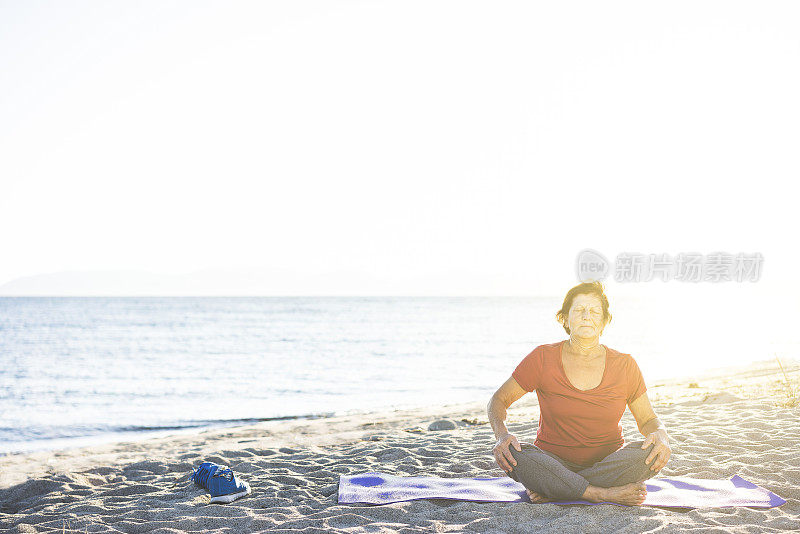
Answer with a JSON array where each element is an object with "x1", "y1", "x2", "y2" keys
[{"x1": 487, "y1": 281, "x2": 671, "y2": 505}]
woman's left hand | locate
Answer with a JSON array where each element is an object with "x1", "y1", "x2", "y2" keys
[{"x1": 642, "y1": 429, "x2": 671, "y2": 472}]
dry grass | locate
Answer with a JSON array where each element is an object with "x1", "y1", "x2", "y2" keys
[
  {"x1": 60, "y1": 518, "x2": 89, "y2": 534},
  {"x1": 773, "y1": 356, "x2": 799, "y2": 408}
]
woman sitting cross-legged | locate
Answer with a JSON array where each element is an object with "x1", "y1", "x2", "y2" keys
[{"x1": 487, "y1": 280, "x2": 671, "y2": 505}]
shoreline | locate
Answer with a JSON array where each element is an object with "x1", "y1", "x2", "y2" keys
[
  {"x1": 2, "y1": 358, "x2": 798, "y2": 490},
  {"x1": 4, "y1": 356, "x2": 798, "y2": 462}
]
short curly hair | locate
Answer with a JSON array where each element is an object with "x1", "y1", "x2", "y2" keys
[{"x1": 555, "y1": 280, "x2": 612, "y2": 334}]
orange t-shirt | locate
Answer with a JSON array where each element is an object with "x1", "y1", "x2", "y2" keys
[{"x1": 511, "y1": 340, "x2": 648, "y2": 467}]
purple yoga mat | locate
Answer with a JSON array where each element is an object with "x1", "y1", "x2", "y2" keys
[{"x1": 338, "y1": 472, "x2": 786, "y2": 509}]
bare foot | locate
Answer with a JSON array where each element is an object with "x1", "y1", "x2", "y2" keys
[
  {"x1": 525, "y1": 489, "x2": 555, "y2": 503},
  {"x1": 592, "y1": 482, "x2": 648, "y2": 506}
]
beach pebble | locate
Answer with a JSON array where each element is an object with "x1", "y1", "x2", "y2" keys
[
  {"x1": 11, "y1": 525, "x2": 38, "y2": 533},
  {"x1": 428, "y1": 419, "x2": 457, "y2": 431}
]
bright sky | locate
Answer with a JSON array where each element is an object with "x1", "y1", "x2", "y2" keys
[{"x1": 1, "y1": 1, "x2": 798, "y2": 297}]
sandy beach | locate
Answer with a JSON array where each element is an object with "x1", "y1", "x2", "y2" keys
[{"x1": 1, "y1": 360, "x2": 799, "y2": 533}]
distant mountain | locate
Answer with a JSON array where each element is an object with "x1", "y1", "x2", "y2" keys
[
  {"x1": 0, "y1": 269, "x2": 385, "y2": 296},
  {"x1": 0, "y1": 269, "x2": 551, "y2": 296}
]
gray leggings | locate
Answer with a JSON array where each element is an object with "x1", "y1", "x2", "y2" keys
[{"x1": 507, "y1": 440, "x2": 659, "y2": 500}]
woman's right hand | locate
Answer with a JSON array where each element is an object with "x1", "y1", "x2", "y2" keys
[{"x1": 493, "y1": 433, "x2": 522, "y2": 474}]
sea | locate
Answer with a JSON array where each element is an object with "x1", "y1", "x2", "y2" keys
[{"x1": 1, "y1": 295, "x2": 795, "y2": 455}]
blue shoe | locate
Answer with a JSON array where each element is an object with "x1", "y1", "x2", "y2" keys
[{"x1": 190, "y1": 461, "x2": 252, "y2": 503}]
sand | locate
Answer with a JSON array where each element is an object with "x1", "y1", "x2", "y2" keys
[{"x1": 1, "y1": 360, "x2": 799, "y2": 533}]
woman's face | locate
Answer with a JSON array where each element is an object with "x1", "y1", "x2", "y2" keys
[{"x1": 568, "y1": 293, "x2": 607, "y2": 339}]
